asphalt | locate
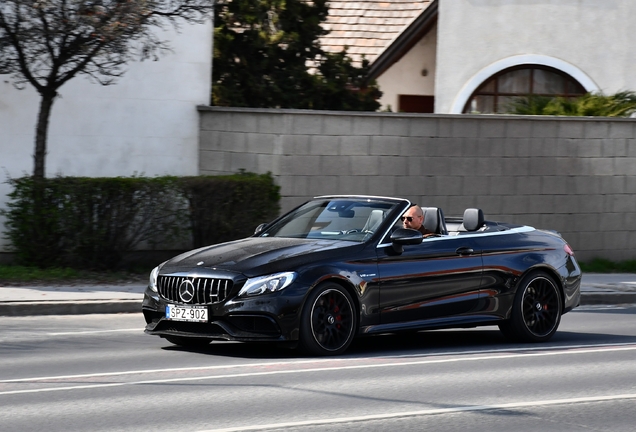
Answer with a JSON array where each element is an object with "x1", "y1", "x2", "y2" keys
[{"x1": 0, "y1": 274, "x2": 635, "y2": 317}]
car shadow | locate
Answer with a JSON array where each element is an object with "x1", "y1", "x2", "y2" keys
[
  {"x1": 161, "y1": 340, "x2": 301, "y2": 359},
  {"x1": 160, "y1": 327, "x2": 636, "y2": 359},
  {"x1": 348, "y1": 328, "x2": 636, "y2": 355}
]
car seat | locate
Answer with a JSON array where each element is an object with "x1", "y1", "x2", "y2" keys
[
  {"x1": 458, "y1": 208, "x2": 485, "y2": 232},
  {"x1": 362, "y1": 209, "x2": 385, "y2": 232},
  {"x1": 423, "y1": 207, "x2": 448, "y2": 235}
]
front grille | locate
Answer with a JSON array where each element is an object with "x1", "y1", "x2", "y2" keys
[{"x1": 158, "y1": 275, "x2": 232, "y2": 305}]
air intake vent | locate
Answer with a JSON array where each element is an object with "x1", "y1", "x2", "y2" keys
[{"x1": 158, "y1": 276, "x2": 232, "y2": 305}]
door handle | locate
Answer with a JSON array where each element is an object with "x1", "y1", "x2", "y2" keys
[{"x1": 456, "y1": 247, "x2": 474, "y2": 256}]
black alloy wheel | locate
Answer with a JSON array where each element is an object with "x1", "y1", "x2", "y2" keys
[
  {"x1": 300, "y1": 283, "x2": 356, "y2": 356},
  {"x1": 499, "y1": 271, "x2": 562, "y2": 342}
]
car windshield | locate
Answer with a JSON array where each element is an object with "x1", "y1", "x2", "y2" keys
[{"x1": 259, "y1": 198, "x2": 401, "y2": 242}]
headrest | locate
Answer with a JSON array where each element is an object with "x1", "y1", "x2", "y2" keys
[
  {"x1": 423, "y1": 208, "x2": 439, "y2": 233},
  {"x1": 463, "y1": 208, "x2": 484, "y2": 231}
]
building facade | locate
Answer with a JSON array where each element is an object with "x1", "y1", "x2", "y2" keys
[
  {"x1": 2, "y1": 0, "x2": 635, "y2": 260},
  {"x1": 347, "y1": 0, "x2": 636, "y2": 114},
  {"x1": 0, "y1": 22, "x2": 213, "y2": 252}
]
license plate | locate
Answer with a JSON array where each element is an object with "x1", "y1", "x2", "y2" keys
[{"x1": 165, "y1": 304, "x2": 208, "y2": 322}]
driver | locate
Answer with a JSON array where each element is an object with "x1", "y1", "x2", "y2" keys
[{"x1": 401, "y1": 205, "x2": 435, "y2": 238}]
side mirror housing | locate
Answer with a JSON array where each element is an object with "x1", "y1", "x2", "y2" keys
[
  {"x1": 254, "y1": 223, "x2": 268, "y2": 235},
  {"x1": 389, "y1": 228, "x2": 423, "y2": 254}
]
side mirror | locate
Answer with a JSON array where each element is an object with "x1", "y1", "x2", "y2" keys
[
  {"x1": 254, "y1": 223, "x2": 268, "y2": 235},
  {"x1": 389, "y1": 228, "x2": 423, "y2": 254}
]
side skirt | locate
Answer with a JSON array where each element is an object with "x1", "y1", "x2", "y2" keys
[{"x1": 360, "y1": 315, "x2": 503, "y2": 335}]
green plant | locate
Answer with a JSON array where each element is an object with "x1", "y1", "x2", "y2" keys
[
  {"x1": 212, "y1": 0, "x2": 381, "y2": 111},
  {"x1": 579, "y1": 258, "x2": 636, "y2": 273},
  {"x1": 0, "y1": 265, "x2": 148, "y2": 283},
  {"x1": 0, "y1": 265, "x2": 80, "y2": 281},
  {"x1": 1, "y1": 172, "x2": 281, "y2": 270},
  {"x1": 504, "y1": 95, "x2": 554, "y2": 115},
  {"x1": 506, "y1": 91, "x2": 636, "y2": 117},
  {"x1": 179, "y1": 171, "x2": 280, "y2": 248},
  {"x1": 2, "y1": 176, "x2": 186, "y2": 270}
]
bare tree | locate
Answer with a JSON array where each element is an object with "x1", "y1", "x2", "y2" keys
[{"x1": 0, "y1": 0, "x2": 213, "y2": 179}]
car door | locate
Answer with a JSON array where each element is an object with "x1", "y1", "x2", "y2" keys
[{"x1": 376, "y1": 235, "x2": 483, "y2": 325}]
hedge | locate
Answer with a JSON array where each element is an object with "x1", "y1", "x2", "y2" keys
[{"x1": 1, "y1": 172, "x2": 280, "y2": 270}]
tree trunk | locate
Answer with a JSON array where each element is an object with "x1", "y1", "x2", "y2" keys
[
  {"x1": 31, "y1": 91, "x2": 58, "y2": 266},
  {"x1": 34, "y1": 91, "x2": 56, "y2": 179}
]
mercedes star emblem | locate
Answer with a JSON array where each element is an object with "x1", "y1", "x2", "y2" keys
[{"x1": 178, "y1": 279, "x2": 196, "y2": 303}]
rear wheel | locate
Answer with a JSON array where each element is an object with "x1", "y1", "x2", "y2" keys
[
  {"x1": 499, "y1": 271, "x2": 562, "y2": 342},
  {"x1": 300, "y1": 283, "x2": 356, "y2": 356}
]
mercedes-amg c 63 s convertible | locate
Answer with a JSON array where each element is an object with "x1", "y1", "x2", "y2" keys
[{"x1": 143, "y1": 195, "x2": 581, "y2": 355}]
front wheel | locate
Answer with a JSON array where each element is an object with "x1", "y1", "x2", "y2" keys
[
  {"x1": 499, "y1": 271, "x2": 562, "y2": 342},
  {"x1": 300, "y1": 283, "x2": 356, "y2": 356}
]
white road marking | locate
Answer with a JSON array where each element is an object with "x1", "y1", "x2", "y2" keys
[
  {"x1": 46, "y1": 328, "x2": 141, "y2": 336},
  {"x1": 198, "y1": 393, "x2": 636, "y2": 432},
  {"x1": 0, "y1": 328, "x2": 142, "y2": 344},
  {"x1": 575, "y1": 305, "x2": 631, "y2": 311},
  {"x1": 1, "y1": 343, "x2": 635, "y2": 395}
]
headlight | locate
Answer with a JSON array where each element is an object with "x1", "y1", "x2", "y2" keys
[
  {"x1": 238, "y1": 272, "x2": 296, "y2": 297},
  {"x1": 149, "y1": 263, "x2": 165, "y2": 293}
]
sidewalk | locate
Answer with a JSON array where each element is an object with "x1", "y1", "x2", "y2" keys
[
  {"x1": 574, "y1": 273, "x2": 636, "y2": 306},
  {"x1": 0, "y1": 283, "x2": 146, "y2": 316},
  {"x1": 1, "y1": 274, "x2": 635, "y2": 317}
]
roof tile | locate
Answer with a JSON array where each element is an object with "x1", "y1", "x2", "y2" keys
[{"x1": 321, "y1": 0, "x2": 432, "y2": 65}]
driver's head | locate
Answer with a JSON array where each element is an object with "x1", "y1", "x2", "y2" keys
[{"x1": 401, "y1": 205, "x2": 424, "y2": 230}]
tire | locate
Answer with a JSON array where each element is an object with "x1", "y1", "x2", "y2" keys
[
  {"x1": 300, "y1": 283, "x2": 357, "y2": 356},
  {"x1": 164, "y1": 336, "x2": 211, "y2": 348},
  {"x1": 499, "y1": 271, "x2": 562, "y2": 343}
]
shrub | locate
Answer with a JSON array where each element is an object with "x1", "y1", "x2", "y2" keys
[
  {"x1": 1, "y1": 172, "x2": 280, "y2": 270},
  {"x1": 579, "y1": 258, "x2": 636, "y2": 273},
  {"x1": 2, "y1": 176, "x2": 184, "y2": 269},
  {"x1": 506, "y1": 91, "x2": 636, "y2": 117},
  {"x1": 179, "y1": 171, "x2": 281, "y2": 248}
]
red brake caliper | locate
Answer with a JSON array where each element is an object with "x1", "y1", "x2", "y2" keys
[{"x1": 332, "y1": 299, "x2": 341, "y2": 328}]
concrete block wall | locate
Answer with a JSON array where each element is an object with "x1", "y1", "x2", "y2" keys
[{"x1": 198, "y1": 106, "x2": 636, "y2": 262}]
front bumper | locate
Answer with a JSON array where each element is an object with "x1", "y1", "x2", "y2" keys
[
  {"x1": 142, "y1": 286, "x2": 304, "y2": 342},
  {"x1": 559, "y1": 256, "x2": 582, "y2": 314}
]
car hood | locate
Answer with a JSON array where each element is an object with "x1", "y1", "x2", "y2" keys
[{"x1": 162, "y1": 237, "x2": 365, "y2": 277}]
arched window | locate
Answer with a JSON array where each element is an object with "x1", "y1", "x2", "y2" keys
[{"x1": 463, "y1": 65, "x2": 586, "y2": 114}]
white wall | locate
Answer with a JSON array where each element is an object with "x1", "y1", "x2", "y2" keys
[
  {"x1": 435, "y1": 0, "x2": 636, "y2": 113},
  {"x1": 377, "y1": 23, "x2": 437, "y2": 112},
  {"x1": 0, "y1": 21, "x2": 212, "y2": 251}
]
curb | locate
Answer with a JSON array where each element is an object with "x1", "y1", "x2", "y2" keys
[
  {"x1": 579, "y1": 293, "x2": 636, "y2": 306},
  {"x1": 0, "y1": 300, "x2": 141, "y2": 317}
]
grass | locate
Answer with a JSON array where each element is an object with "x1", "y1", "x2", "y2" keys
[
  {"x1": 0, "y1": 265, "x2": 148, "y2": 285},
  {"x1": 579, "y1": 259, "x2": 636, "y2": 274}
]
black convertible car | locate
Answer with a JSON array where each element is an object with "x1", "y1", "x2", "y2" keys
[{"x1": 143, "y1": 195, "x2": 581, "y2": 355}]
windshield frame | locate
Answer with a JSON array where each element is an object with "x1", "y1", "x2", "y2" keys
[{"x1": 257, "y1": 195, "x2": 410, "y2": 243}]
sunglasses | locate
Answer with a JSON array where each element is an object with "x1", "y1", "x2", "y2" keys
[{"x1": 400, "y1": 216, "x2": 414, "y2": 222}]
